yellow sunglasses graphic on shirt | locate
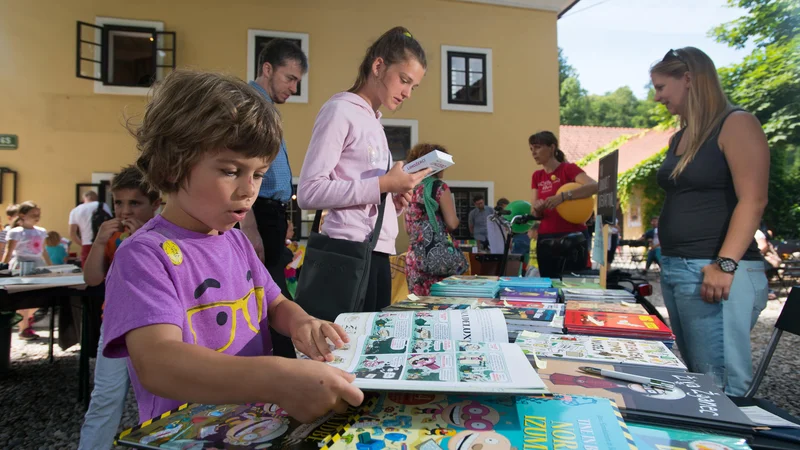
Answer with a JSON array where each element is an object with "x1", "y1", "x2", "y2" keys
[{"x1": 186, "y1": 286, "x2": 265, "y2": 352}]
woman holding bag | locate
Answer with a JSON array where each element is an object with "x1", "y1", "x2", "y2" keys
[
  {"x1": 297, "y1": 27, "x2": 430, "y2": 317},
  {"x1": 404, "y1": 144, "x2": 466, "y2": 296}
]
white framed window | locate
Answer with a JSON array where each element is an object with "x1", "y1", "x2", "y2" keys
[
  {"x1": 380, "y1": 118, "x2": 419, "y2": 161},
  {"x1": 441, "y1": 45, "x2": 493, "y2": 113},
  {"x1": 247, "y1": 29, "x2": 309, "y2": 104},
  {"x1": 75, "y1": 17, "x2": 176, "y2": 96}
]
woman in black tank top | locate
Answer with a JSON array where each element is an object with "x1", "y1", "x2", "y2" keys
[{"x1": 651, "y1": 47, "x2": 770, "y2": 396}]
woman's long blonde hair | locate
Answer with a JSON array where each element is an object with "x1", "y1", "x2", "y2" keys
[{"x1": 651, "y1": 47, "x2": 735, "y2": 179}]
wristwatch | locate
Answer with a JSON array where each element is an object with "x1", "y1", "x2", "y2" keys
[{"x1": 715, "y1": 257, "x2": 738, "y2": 273}]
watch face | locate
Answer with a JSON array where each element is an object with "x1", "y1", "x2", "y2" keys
[{"x1": 718, "y1": 259, "x2": 736, "y2": 272}]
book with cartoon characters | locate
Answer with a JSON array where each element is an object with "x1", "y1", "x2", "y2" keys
[
  {"x1": 514, "y1": 331, "x2": 686, "y2": 369},
  {"x1": 566, "y1": 300, "x2": 648, "y2": 314},
  {"x1": 114, "y1": 399, "x2": 376, "y2": 450},
  {"x1": 322, "y1": 309, "x2": 548, "y2": 395},
  {"x1": 326, "y1": 392, "x2": 638, "y2": 450},
  {"x1": 628, "y1": 423, "x2": 752, "y2": 449},
  {"x1": 534, "y1": 359, "x2": 758, "y2": 434}
]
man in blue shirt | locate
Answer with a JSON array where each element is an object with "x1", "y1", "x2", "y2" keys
[{"x1": 240, "y1": 38, "x2": 307, "y2": 357}]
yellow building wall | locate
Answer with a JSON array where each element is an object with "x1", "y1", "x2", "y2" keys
[{"x1": 0, "y1": 0, "x2": 559, "y2": 253}]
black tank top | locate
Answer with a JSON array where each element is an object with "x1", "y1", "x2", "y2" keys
[{"x1": 657, "y1": 109, "x2": 761, "y2": 261}]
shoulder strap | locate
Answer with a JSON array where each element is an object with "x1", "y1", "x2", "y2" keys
[{"x1": 311, "y1": 157, "x2": 392, "y2": 250}]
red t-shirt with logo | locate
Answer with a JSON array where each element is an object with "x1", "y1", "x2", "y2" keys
[{"x1": 531, "y1": 162, "x2": 588, "y2": 235}]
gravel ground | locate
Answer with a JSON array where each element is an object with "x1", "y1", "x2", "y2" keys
[{"x1": 0, "y1": 279, "x2": 797, "y2": 449}]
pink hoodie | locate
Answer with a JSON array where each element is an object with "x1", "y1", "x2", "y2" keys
[{"x1": 297, "y1": 92, "x2": 397, "y2": 254}]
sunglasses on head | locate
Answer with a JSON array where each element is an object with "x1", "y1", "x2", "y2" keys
[{"x1": 662, "y1": 49, "x2": 687, "y2": 65}]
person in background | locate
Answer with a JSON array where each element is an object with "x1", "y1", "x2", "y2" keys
[
  {"x1": 69, "y1": 191, "x2": 112, "y2": 266},
  {"x1": 297, "y1": 26, "x2": 430, "y2": 312},
  {"x1": 607, "y1": 216, "x2": 620, "y2": 265},
  {"x1": 468, "y1": 194, "x2": 492, "y2": 251},
  {"x1": 239, "y1": 38, "x2": 308, "y2": 359},
  {"x1": 487, "y1": 197, "x2": 510, "y2": 254},
  {"x1": 78, "y1": 165, "x2": 162, "y2": 450},
  {"x1": 44, "y1": 231, "x2": 67, "y2": 265},
  {"x1": 652, "y1": 47, "x2": 769, "y2": 396},
  {"x1": 404, "y1": 143, "x2": 461, "y2": 296},
  {"x1": 2, "y1": 201, "x2": 52, "y2": 340},
  {"x1": 641, "y1": 216, "x2": 661, "y2": 273},
  {"x1": 526, "y1": 222, "x2": 541, "y2": 277},
  {"x1": 0, "y1": 203, "x2": 19, "y2": 262},
  {"x1": 529, "y1": 131, "x2": 598, "y2": 278}
]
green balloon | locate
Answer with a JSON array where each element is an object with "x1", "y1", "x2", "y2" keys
[{"x1": 503, "y1": 200, "x2": 533, "y2": 233}]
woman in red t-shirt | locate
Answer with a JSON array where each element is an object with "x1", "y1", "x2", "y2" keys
[{"x1": 529, "y1": 131, "x2": 598, "y2": 277}]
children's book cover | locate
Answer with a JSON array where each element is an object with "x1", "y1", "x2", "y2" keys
[
  {"x1": 566, "y1": 300, "x2": 648, "y2": 314},
  {"x1": 535, "y1": 360, "x2": 754, "y2": 429},
  {"x1": 565, "y1": 311, "x2": 673, "y2": 338},
  {"x1": 326, "y1": 393, "x2": 637, "y2": 450},
  {"x1": 116, "y1": 400, "x2": 373, "y2": 450},
  {"x1": 514, "y1": 332, "x2": 686, "y2": 369},
  {"x1": 628, "y1": 423, "x2": 752, "y2": 450}
]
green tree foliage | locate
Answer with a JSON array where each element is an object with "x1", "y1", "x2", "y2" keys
[
  {"x1": 712, "y1": 0, "x2": 800, "y2": 238},
  {"x1": 558, "y1": 49, "x2": 659, "y2": 128}
]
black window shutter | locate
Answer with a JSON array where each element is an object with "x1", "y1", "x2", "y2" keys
[{"x1": 76, "y1": 21, "x2": 104, "y2": 81}]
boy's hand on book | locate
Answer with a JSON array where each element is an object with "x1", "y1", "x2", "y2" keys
[
  {"x1": 278, "y1": 360, "x2": 364, "y2": 423},
  {"x1": 291, "y1": 317, "x2": 350, "y2": 362},
  {"x1": 379, "y1": 162, "x2": 431, "y2": 194}
]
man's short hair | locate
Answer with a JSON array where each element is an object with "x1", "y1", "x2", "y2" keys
[
  {"x1": 111, "y1": 165, "x2": 161, "y2": 202},
  {"x1": 473, "y1": 194, "x2": 485, "y2": 203},
  {"x1": 5, "y1": 203, "x2": 19, "y2": 218},
  {"x1": 257, "y1": 39, "x2": 309, "y2": 77},
  {"x1": 131, "y1": 70, "x2": 283, "y2": 193},
  {"x1": 83, "y1": 191, "x2": 98, "y2": 201}
]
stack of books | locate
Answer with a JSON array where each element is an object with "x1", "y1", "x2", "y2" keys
[
  {"x1": 561, "y1": 288, "x2": 637, "y2": 302},
  {"x1": 498, "y1": 286, "x2": 560, "y2": 303},
  {"x1": 429, "y1": 275, "x2": 500, "y2": 298},
  {"x1": 564, "y1": 310, "x2": 675, "y2": 345},
  {"x1": 498, "y1": 276, "x2": 552, "y2": 289},
  {"x1": 566, "y1": 299, "x2": 648, "y2": 314}
]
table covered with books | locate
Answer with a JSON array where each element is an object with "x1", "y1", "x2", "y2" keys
[{"x1": 113, "y1": 274, "x2": 800, "y2": 450}]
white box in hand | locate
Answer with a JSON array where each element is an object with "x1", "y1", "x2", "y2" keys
[{"x1": 403, "y1": 150, "x2": 454, "y2": 178}]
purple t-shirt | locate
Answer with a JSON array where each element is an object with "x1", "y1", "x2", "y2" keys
[{"x1": 102, "y1": 215, "x2": 281, "y2": 422}]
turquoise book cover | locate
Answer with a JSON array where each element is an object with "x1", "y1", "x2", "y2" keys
[{"x1": 628, "y1": 423, "x2": 751, "y2": 449}]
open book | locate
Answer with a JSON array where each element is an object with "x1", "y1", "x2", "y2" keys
[{"x1": 317, "y1": 309, "x2": 548, "y2": 395}]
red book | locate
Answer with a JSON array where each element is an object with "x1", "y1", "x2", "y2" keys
[{"x1": 564, "y1": 311, "x2": 673, "y2": 339}]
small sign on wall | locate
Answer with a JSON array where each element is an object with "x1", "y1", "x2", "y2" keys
[{"x1": 0, "y1": 134, "x2": 18, "y2": 150}]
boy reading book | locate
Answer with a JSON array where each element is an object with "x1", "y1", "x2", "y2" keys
[
  {"x1": 101, "y1": 70, "x2": 363, "y2": 425},
  {"x1": 78, "y1": 165, "x2": 162, "y2": 450}
]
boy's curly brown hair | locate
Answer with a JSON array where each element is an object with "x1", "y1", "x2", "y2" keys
[{"x1": 130, "y1": 70, "x2": 283, "y2": 193}]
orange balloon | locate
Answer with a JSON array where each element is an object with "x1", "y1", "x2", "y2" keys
[{"x1": 555, "y1": 182, "x2": 594, "y2": 224}]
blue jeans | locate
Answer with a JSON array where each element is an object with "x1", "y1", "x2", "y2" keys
[
  {"x1": 78, "y1": 324, "x2": 131, "y2": 450},
  {"x1": 660, "y1": 256, "x2": 768, "y2": 396}
]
